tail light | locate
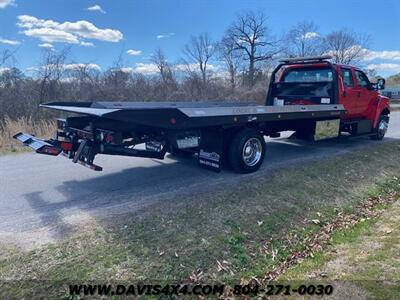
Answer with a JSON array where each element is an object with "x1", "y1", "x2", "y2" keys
[
  {"x1": 99, "y1": 130, "x2": 122, "y2": 144},
  {"x1": 105, "y1": 133, "x2": 114, "y2": 143},
  {"x1": 60, "y1": 141, "x2": 73, "y2": 151},
  {"x1": 36, "y1": 145, "x2": 62, "y2": 156}
]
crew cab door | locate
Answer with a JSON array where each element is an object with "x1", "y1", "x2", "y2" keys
[
  {"x1": 340, "y1": 67, "x2": 359, "y2": 119},
  {"x1": 354, "y1": 70, "x2": 378, "y2": 117}
]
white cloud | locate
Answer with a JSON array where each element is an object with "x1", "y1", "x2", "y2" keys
[
  {"x1": 366, "y1": 63, "x2": 400, "y2": 73},
  {"x1": 57, "y1": 21, "x2": 122, "y2": 42},
  {"x1": 303, "y1": 32, "x2": 319, "y2": 39},
  {"x1": 174, "y1": 63, "x2": 198, "y2": 72},
  {"x1": 174, "y1": 64, "x2": 188, "y2": 72},
  {"x1": 174, "y1": 63, "x2": 217, "y2": 73},
  {"x1": 132, "y1": 62, "x2": 220, "y2": 76},
  {"x1": 132, "y1": 62, "x2": 221, "y2": 76},
  {"x1": 120, "y1": 67, "x2": 133, "y2": 73},
  {"x1": 17, "y1": 15, "x2": 58, "y2": 29},
  {"x1": 133, "y1": 63, "x2": 158, "y2": 75},
  {"x1": 40, "y1": 63, "x2": 101, "y2": 72},
  {"x1": 87, "y1": 5, "x2": 106, "y2": 14},
  {"x1": 156, "y1": 33, "x2": 175, "y2": 39},
  {"x1": 25, "y1": 66, "x2": 39, "y2": 74},
  {"x1": 17, "y1": 15, "x2": 123, "y2": 44},
  {"x1": 0, "y1": 37, "x2": 20, "y2": 45},
  {"x1": 80, "y1": 41, "x2": 94, "y2": 47},
  {"x1": 126, "y1": 49, "x2": 142, "y2": 56},
  {"x1": 62, "y1": 63, "x2": 101, "y2": 71},
  {"x1": 362, "y1": 50, "x2": 400, "y2": 61},
  {"x1": 24, "y1": 28, "x2": 79, "y2": 44},
  {"x1": 38, "y1": 43, "x2": 54, "y2": 48},
  {"x1": 0, "y1": 0, "x2": 15, "y2": 9},
  {"x1": 0, "y1": 67, "x2": 11, "y2": 74}
]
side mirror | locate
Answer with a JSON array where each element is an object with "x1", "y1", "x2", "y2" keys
[{"x1": 375, "y1": 78, "x2": 386, "y2": 90}]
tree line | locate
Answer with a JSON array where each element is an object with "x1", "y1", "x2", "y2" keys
[{"x1": 0, "y1": 11, "x2": 373, "y2": 121}]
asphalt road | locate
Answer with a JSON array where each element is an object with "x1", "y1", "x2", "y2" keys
[{"x1": 1, "y1": 112, "x2": 399, "y2": 248}]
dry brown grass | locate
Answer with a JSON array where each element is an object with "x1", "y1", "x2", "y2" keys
[{"x1": 0, "y1": 116, "x2": 56, "y2": 154}]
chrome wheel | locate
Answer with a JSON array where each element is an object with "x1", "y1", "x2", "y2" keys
[
  {"x1": 242, "y1": 137, "x2": 263, "y2": 167},
  {"x1": 377, "y1": 118, "x2": 388, "y2": 138}
]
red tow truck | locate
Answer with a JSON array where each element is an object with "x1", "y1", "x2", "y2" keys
[
  {"x1": 266, "y1": 56, "x2": 390, "y2": 141},
  {"x1": 14, "y1": 56, "x2": 390, "y2": 174}
]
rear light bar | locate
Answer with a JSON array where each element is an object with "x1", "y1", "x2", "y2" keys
[{"x1": 37, "y1": 145, "x2": 62, "y2": 156}]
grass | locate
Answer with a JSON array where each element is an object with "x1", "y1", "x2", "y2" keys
[
  {"x1": 0, "y1": 141, "x2": 399, "y2": 298},
  {"x1": 281, "y1": 176, "x2": 400, "y2": 299},
  {"x1": 0, "y1": 116, "x2": 55, "y2": 155}
]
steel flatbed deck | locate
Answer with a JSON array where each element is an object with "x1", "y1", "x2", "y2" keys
[
  {"x1": 10, "y1": 101, "x2": 345, "y2": 173},
  {"x1": 40, "y1": 101, "x2": 344, "y2": 130}
]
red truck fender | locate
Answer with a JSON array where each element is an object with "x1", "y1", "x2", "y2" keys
[{"x1": 371, "y1": 95, "x2": 390, "y2": 128}]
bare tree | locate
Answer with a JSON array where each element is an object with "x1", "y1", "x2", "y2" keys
[
  {"x1": 150, "y1": 48, "x2": 177, "y2": 99},
  {"x1": 324, "y1": 29, "x2": 370, "y2": 65},
  {"x1": 218, "y1": 35, "x2": 242, "y2": 91},
  {"x1": 37, "y1": 48, "x2": 70, "y2": 107},
  {"x1": 284, "y1": 21, "x2": 324, "y2": 57},
  {"x1": 0, "y1": 50, "x2": 12, "y2": 67},
  {"x1": 226, "y1": 11, "x2": 278, "y2": 87},
  {"x1": 365, "y1": 68, "x2": 377, "y2": 79},
  {"x1": 67, "y1": 63, "x2": 103, "y2": 101},
  {"x1": 183, "y1": 33, "x2": 215, "y2": 86},
  {"x1": 0, "y1": 48, "x2": 18, "y2": 68},
  {"x1": 151, "y1": 48, "x2": 175, "y2": 85}
]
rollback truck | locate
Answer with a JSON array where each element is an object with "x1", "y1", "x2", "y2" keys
[{"x1": 14, "y1": 56, "x2": 390, "y2": 174}]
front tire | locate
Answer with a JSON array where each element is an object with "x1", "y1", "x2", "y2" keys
[
  {"x1": 228, "y1": 128, "x2": 266, "y2": 173},
  {"x1": 370, "y1": 115, "x2": 389, "y2": 140}
]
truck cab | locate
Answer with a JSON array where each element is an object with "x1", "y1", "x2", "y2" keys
[{"x1": 266, "y1": 56, "x2": 390, "y2": 140}]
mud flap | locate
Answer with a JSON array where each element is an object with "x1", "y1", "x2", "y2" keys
[{"x1": 198, "y1": 128, "x2": 223, "y2": 172}]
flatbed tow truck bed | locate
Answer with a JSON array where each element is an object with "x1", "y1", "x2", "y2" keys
[
  {"x1": 14, "y1": 101, "x2": 345, "y2": 173},
  {"x1": 40, "y1": 101, "x2": 344, "y2": 129}
]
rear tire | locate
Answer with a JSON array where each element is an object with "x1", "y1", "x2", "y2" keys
[
  {"x1": 228, "y1": 128, "x2": 266, "y2": 174},
  {"x1": 370, "y1": 115, "x2": 389, "y2": 140}
]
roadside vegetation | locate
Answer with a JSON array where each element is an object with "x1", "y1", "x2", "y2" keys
[
  {"x1": 0, "y1": 141, "x2": 399, "y2": 298},
  {"x1": 0, "y1": 116, "x2": 55, "y2": 154}
]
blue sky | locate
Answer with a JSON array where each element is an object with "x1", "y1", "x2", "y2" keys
[{"x1": 0, "y1": 0, "x2": 399, "y2": 76}]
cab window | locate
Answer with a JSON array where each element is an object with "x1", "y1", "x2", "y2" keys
[
  {"x1": 283, "y1": 67, "x2": 333, "y2": 82},
  {"x1": 341, "y1": 68, "x2": 354, "y2": 87},
  {"x1": 355, "y1": 70, "x2": 370, "y2": 88}
]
